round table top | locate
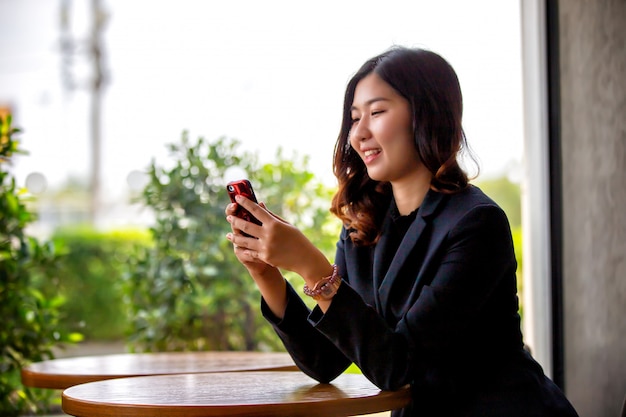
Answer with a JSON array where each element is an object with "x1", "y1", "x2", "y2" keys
[
  {"x1": 62, "y1": 371, "x2": 411, "y2": 417},
  {"x1": 21, "y1": 351, "x2": 297, "y2": 389}
]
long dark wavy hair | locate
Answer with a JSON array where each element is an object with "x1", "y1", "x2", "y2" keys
[{"x1": 330, "y1": 46, "x2": 476, "y2": 246}]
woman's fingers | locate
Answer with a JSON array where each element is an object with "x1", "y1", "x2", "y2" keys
[
  {"x1": 226, "y1": 231, "x2": 270, "y2": 265},
  {"x1": 225, "y1": 202, "x2": 238, "y2": 216},
  {"x1": 234, "y1": 197, "x2": 289, "y2": 228},
  {"x1": 234, "y1": 195, "x2": 273, "y2": 223},
  {"x1": 259, "y1": 202, "x2": 289, "y2": 223},
  {"x1": 227, "y1": 213, "x2": 262, "y2": 239},
  {"x1": 226, "y1": 197, "x2": 295, "y2": 269}
]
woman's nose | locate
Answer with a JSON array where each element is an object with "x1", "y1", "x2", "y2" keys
[{"x1": 350, "y1": 118, "x2": 371, "y2": 142}]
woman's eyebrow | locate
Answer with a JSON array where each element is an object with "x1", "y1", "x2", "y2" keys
[{"x1": 350, "y1": 97, "x2": 390, "y2": 111}]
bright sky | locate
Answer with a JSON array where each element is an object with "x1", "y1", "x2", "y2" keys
[{"x1": 1, "y1": 0, "x2": 523, "y2": 200}]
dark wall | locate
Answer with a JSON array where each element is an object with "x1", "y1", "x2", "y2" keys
[{"x1": 558, "y1": 0, "x2": 626, "y2": 415}]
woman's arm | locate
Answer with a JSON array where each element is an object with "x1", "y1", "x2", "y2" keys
[
  {"x1": 262, "y1": 283, "x2": 353, "y2": 383},
  {"x1": 225, "y1": 196, "x2": 352, "y2": 382}
]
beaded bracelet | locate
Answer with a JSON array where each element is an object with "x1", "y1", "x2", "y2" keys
[{"x1": 303, "y1": 264, "x2": 342, "y2": 301}]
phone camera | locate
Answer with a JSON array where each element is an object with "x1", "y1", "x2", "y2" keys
[{"x1": 227, "y1": 185, "x2": 235, "y2": 192}]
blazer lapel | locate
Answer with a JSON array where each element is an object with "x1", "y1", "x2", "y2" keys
[
  {"x1": 372, "y1": 206, "x2": 394, "y2": 312},
  {"x1": 377, "y1": 190, "x2": 445, "y2": 315}
]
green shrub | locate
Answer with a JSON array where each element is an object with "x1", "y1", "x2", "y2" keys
[
  {"x1": 511, "y1": 225, "x2": 524, "y2": 318},
  {"x1": 0, "y1": 115, "x2": 76, "y2": 416},
  {"x1": 123, "y1": 133, "x2": 340, "y2": 352},
  {"x1": 475, "y1": 176, "x2": 522, "y2": 228},
  {"x1": 49, "y1": 227, "x2": 152, "y2": 340}
]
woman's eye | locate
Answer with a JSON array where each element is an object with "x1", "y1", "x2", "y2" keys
[
  {"x1": 371, "y1": 110, "x2": 385, "y2": 116},
  {"x1": 351, "y1": 116, "x2": 360, "y2": 123}
]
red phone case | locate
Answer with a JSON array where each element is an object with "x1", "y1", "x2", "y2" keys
[{"x1": 226, "y1": 179, "x2": 262, "y2": 227}]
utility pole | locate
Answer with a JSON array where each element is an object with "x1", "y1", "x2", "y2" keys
[{"x1": 60, "y1": 0, "x2": 108, "y2": 225}]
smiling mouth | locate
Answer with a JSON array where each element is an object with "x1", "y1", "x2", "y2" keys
[{"x1": 364, "y1": 149, "x2": 380, "y2": 157}]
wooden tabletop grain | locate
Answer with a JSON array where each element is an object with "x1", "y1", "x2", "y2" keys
[
  {"x1": 21, "y1": 351, "x2": 297, "y2": 389},
  {"x1": 62, "y1": 371, "x2": 411, "y2": 417}
]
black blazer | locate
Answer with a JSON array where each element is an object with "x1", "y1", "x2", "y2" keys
[{"x1": 263, "y1": 185, "x2": 578, "y2": 417}]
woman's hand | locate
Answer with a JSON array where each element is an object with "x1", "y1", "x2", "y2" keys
[
  {"x1": 225, "y1": 198, "x2": 289, "y2": 318},
  {"x1": 225, "y1": 195, "x2": 331, "y2": 282},
  {"x1": 225, "y1": 200, "x2": 276, "y2": 278}
]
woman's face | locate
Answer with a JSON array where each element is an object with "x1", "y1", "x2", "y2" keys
[{"x1": 349, "y1": 73, "x2": 421, "y2": 183}]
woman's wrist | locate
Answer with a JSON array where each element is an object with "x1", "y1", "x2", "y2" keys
[
  {"x1": 303, "y1": 264, "x2": 341, "y2": 301},
  {"x1": 250, "y1": 265, "x2": 283, "y2": 284},
  {"x1": 281, "y1": 230, "x2": 333, "y2": 283},
  {"x1": 298, "y1": 251, "x2": 334, "y2": 286},
  {"x1": 251, "y1": 267, "x2": 287, "y2": 319}
]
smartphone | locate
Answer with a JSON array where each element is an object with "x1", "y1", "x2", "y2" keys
[{"x1": 226, "y1": 179, "x2": 262, "y2": 233}]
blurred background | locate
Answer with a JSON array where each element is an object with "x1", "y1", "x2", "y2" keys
[
  {"x1": 1, "y1": 0, "x2": 523, "y2": 234},
  {"x1": 0, "y1": 1, "x2": 527, "y2": 415},
  {"x1": 2, "y1": 1, "x2": 624, "y2": 416}
]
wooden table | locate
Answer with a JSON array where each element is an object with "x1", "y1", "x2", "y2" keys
[
  {"x1": 21, "y1": 351, "x2": 297, "y2": 389},
  {"x1": 62, "y1": 371, "x2": 411, "y2": 417}
]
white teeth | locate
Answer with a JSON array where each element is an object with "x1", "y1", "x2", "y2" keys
[{"x1": 364, "y1": 149, "x2": 380, "y2": 157}]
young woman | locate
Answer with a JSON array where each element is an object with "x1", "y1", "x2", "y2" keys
[{"x1": 225, "y1": 47, "x2": 578, "y2": 417}]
